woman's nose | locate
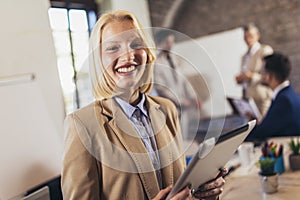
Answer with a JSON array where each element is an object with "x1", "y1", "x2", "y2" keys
[{"x1": 120, "y1": 48, "x2": 135, "y2": 62}]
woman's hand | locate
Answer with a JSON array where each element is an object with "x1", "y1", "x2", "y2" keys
[
  {"x1": 153, "y1": 168, "x2": 228, "y2": 200},
  {"x1": 236, "y1": 71, "x2": 253, "y2": 84},
  {"x1": 191, "y1": 167, "x2": 228, "y2": 200},
  {"x1": 152, "y1": 185, "x2": 191, "y2": 200}
]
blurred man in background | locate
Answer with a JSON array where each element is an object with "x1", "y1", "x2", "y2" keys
[{"x1": 247, "y1": 52, "x2": 300, "y2": 142}]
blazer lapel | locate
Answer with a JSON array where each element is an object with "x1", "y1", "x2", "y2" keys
[
  {"x1": 101, "y1": 98, "x2": 161, "y2": 199},
  {"x1": 146, "y1": 96, "x2": 176, "y2": 187},
  {"x1": 249, "y1": 47, "x2": 263, "y2": 71}
]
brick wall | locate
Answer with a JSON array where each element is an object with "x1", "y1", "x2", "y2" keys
[{"x1": 148, "y1": 0, "x2": 300, "y2": 93}]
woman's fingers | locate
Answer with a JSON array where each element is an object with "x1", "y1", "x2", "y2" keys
[
  {"x1": 157, "y1": 167, "x2": 228, "y2": 200},
  {"x1": 217, "y1": 167, "x2": 228, "y2": 178},
  {"x1": 170, "y1": 187, "x2": 190, "y2": 200},
  {"x1": 193, "y1": 187, "x2": 222, "y2": 200},
  {"x1": 152, "y1": 185, "x2": 172, "y2": 200},
  {"x1": 192, "y1": 177, "x2": 225, "y2": 199},
  {"x1": 200, "y1": 177, "x2": 225, "y2": 191}
]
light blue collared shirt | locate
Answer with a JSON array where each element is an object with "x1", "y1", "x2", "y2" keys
[
  {"x1": 115, "y1": 94, "x2": 149, "y2": 121},
  {"x1": 114, "y1": 94, "x2": 162, "y2": 188}
]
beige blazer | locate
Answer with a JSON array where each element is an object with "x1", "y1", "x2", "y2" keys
[
  {"x1": 61, "y1": 95, "x2": 186, "y2": 200},
  {"x1": 241, "y1": 44, "x2": 273, "y2": 116}
]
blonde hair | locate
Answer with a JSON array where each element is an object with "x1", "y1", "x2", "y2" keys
[{"x1": 89, "y1": 10, "x2": 156, "y2": 100}]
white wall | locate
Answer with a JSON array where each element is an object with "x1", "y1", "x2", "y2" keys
[
  {"x1": 0, "y1": 0, "x2": 65, "y2": 199},
  {"x1": 198, "y1": 28, "x2": 247, "y2": 98},
  {"x1": 101, "y1": 0, "x2": 152, "y2": 28},
  {"x1": 174, "y1": 28, "x2": 247, "y2": 117}
]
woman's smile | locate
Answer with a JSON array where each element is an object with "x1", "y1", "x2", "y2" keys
[{"x1": 115, "y1": 63, "x2": 138, "y2": 74}]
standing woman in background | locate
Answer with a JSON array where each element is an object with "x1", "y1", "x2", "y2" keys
[
  {"x1": 61, "y1": 10, "x2": 226, "y2": 200},
  {"x1": 235, "y1": 23, "x2": 273, "y2": 117}
]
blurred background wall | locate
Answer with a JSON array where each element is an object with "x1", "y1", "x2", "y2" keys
[{"x1": 148, "y1": 0, "x2": 300, "y2": 93}]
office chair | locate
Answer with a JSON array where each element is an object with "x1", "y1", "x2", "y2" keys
[
  {"x1": 21, "y1": 186, "x2": 50, "y2": 200},
  {"x1": 24, "y1": 176, "x2": 62, "y2": 200}
]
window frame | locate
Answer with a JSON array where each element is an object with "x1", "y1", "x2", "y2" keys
[{"x1": 49, "y1": 0, "x2": 98, "y2": 111}]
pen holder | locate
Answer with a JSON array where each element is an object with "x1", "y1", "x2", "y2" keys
[
  {"x1": 274, "y1": 155, "x2": 285, "y2": 174},
  {"x1": 260, "y1": 173, "x2": 278, "y2": 194}
]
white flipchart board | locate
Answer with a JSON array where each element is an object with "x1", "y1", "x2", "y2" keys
[
  {"x1": 0, "y1": 81, "x2": 63, "y2": 199},
  {"x1": 0, "y1": 0, "x2": 65, "y2": 199}
]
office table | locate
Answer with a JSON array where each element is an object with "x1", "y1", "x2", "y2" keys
[
  {"x1": 221, "y1": 137, "x2": 300, "y2": 200},
  {"x1": 221, "y1": 170, "x2": 300, "y2": 200}
]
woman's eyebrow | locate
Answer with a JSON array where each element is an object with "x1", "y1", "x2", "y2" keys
[
  {"x1": 102, "y1": 40, "x2": 121, "y2": 45},
  {"x1": 102, "y1": 33, "x2": 141, "y2": 45},
  {"x1": 130, "y1": 34, "x2": 142, "y2": 40},
  {"x1": 101, "y1": 41, "x2": 122, "y2": 49}
]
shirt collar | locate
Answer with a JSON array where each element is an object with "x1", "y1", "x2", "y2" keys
[
  {"x1": 114, "y1": 94, "x2": 148, "y2": 118},
  {"x1": 272, "y1": 80, "x2": 290, "y2": 100},
  {"x1": 249, "y1": 42, "x2": 261, "y2": 55},
  {"x1": 156, "y1": 49, "x2": 162, "y2": 56}
]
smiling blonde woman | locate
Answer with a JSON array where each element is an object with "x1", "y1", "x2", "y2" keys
[{"x1": 61, "y1": 10, "x2": 226, "y2": 200}]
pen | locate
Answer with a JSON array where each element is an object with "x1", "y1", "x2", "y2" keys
[
  {"x1": 224, "y1": 164, "x2": 241, "y2": 178},
  {"x1": 276, "y1": 144, "x2": 283, "y2": 157}
]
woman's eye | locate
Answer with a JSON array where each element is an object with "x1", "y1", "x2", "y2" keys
[
  {"x1": 105, "y1": 45, "x2": 119, "y2": 52},
  {"x1": 130, "y1": 42, "x2": 144, "y2": 50}
]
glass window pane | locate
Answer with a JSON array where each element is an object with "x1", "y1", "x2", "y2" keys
[
  {"x1": 71, "y1": 31, "x2": 89, "y2": 55},
  {"x1": 71, "y1": 31, "x2": 89, "y2": 71},
  {"x1": 57, "y1": 56, "x2": 76, "y2": 114},
  {"x1": 64, "y1": 93, "x2": 75, "y2": 114},
  {"x1": 74, "y1": 55, "x2": 89, "y2": 72},
  {"x1": 77, "y1": 73, "x2": 94, "y2": 107},
  {"x1": 52, "y1": 31, "x2": 71, "y2": 56},
  {"x1": 48, "y1": 8, "x2": 68, "y2": 31},
  {"x1": 88, "y1": 10, "x2": 97, "y2": 32},
  {"x1": 57, "y1": 56, "x2": 75, "y2": 94},
  {"x1": 48, "y1": 6, "x2": 96, "y2": 113},
  {"x1": 69, "y1": 9, "x2": 88, "y2": 32}
]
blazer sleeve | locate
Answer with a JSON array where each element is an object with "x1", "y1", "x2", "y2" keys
[{"x1": 61, "y1": 114, "x2": 101, "y2": 200}]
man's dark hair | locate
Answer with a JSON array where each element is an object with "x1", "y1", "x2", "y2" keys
[
  {"x1": 264, "y1": 52, "x2": 291, "y2": 82},
  {"x1": 154, "y1": 29, "x2": 174, "y2": 45}
]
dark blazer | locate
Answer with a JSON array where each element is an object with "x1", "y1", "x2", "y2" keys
[{"x1": 247, "y1": 85, "x2": 300, "y2": 140}]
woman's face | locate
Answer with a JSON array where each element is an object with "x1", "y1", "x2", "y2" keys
[
  {"x1": 101, "y1": 20, "x2": 148, "y2": 93},
  {"x1": 244, "y1": 29, "x2": 260, "y2": 48}
]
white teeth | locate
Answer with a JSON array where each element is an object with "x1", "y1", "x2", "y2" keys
[{"x1": 117, "y1": 65, "x2": 135, "y2": 73}]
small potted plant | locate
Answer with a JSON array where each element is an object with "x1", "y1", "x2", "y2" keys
[
  {"x1": 288, "y1": 138, "x2": 300, "y2": 171},
  {"x1": 259, "y1": 157, "x2": 277, "y2": 176},
  {"x1": 258, "y1": 141, "x2": 280, "y2": 194},
  {"x1": 258, "y1": 157, "x2": 278, "y2": 194}
]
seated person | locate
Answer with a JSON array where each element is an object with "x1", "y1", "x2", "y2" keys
[{"x1": 246, "y1": 52, "x2": 300, "y2": 142}]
